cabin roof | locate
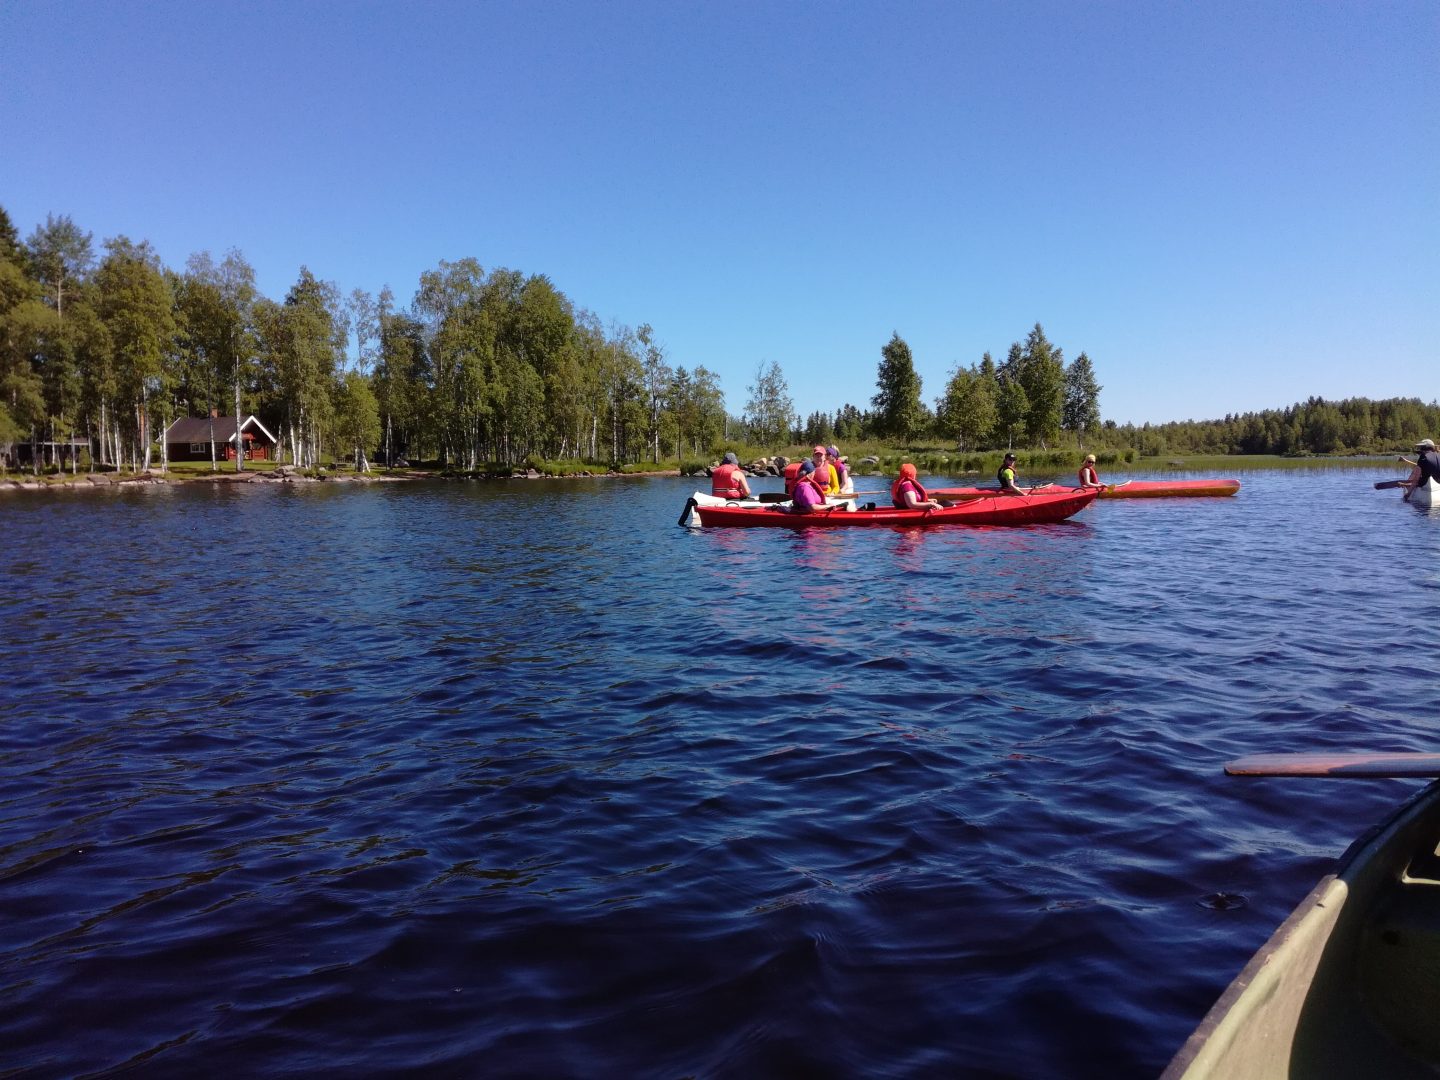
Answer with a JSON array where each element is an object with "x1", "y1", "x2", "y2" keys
[{"x1": 164, "y1": 415, "x2": 277, "y2": 445}]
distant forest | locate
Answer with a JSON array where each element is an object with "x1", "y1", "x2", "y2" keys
[{"x1": 1, "y1": 206, "x2": 1434, "y2": 472}]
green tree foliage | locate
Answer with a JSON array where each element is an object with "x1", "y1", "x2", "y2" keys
[
  {"x1": 4, "y1": 208, "x2": 738, "y2": 472},
  {"x1": 1062, "y1": 351, "x2": 1102, "y2": 444},
  {"x1": 996, "y1": 378, "x2": 1029, "y2": 450},
  {"x1": 260, "y1": 267, "x2": 342, "y2": 468},
  {"x1": 176, "y1": 250, "x2": 258, "y2": 469},
  {"x1": 25, "y1": 213, "x2": 93, "y2": 320},
  {"x1": 834, "y1": 403, "x2": 867, "y2": 441},
  {"x1": 0, "y1": 206, "x2": 22, "y2": 265},
  {"x1": 871, "y1": 331, "x2": 927, "y2": 444},
  {"x1": 93, "y1": 237, "x2": 177, "y2": 469},
  {"x1": 744, "y1": 360, "x2": 794, "y2": 447},
  {"x1": 1107, "y1": 396, "x2": 1439, "y2": 456},
  {"x1": 373, "y1": 287, "x2": 431, "y2": 464},
  {"x1": 937, "y1": 351, "x2": 999, "y2": 450},
  {"x1": 1016, "y1": 323, "x2": 1065, "y2": 447},
  {"x1": 334, "y1": 368, "x2": 381, "y2": 471},
  {"x1": 637, "y1": 323, "x2": 671, "y2": 464}
]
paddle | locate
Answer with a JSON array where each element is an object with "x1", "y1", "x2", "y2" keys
[
  {"x1": 1225, "y1": 752, "x2": 1440, "y2": 778},
  {"x1": 677, "y1": 497, "x2": 698, "y2": 527},
  {"x1": 1375, "y1": 480, "x2": 1406, "y2": 490}
]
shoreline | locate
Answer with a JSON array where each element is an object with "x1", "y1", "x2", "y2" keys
[{"x1": 0, "y1": 465, "x2": 686, "y2": 492}]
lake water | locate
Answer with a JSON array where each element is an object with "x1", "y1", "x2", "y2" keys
[{"x1": 1, "y1": 467, "x2": 1436, "y2": 1077}]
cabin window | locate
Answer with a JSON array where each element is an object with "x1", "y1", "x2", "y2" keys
[{"x1": 189, "y1": 443, "x2": 204, "y2": 453}]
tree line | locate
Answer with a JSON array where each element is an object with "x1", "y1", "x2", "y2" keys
[
  {"x1": 3, "y1": 205, "x2": 1429, "y2": 473},
  {"x1": 769, "y1": 324, "x2": 1104, "y2": 453},
  {"x1": 0, "y1": 208, "x2": 730, "y2": 473}
]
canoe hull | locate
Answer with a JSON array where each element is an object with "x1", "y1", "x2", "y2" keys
[
  {"x1": 1165, "y1": 780, "x2": 1440, "y2": 1078},
  {"x1": 1408, "y1": 477, "x2": 1439, "y2": 507},
  {"x1": 692, "y1": 489, "x2": 1097, "y2": 528}
]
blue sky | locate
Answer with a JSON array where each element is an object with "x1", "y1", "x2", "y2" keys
[{"x1": 2, "y1": 0, "x2": 1435, "y2": 425}]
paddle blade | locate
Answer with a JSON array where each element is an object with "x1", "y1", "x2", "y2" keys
[
  {"x1": 1375, "y1": 480, "x2": 1406, "y2": 490},
  {"x1": 1226, "y1": 752, "x2": 1440, "y2": 778}
]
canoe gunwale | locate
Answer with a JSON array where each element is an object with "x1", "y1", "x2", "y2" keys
[{"x1": 1163, "y1": 780, "x2": 1440, "y2": 1078}]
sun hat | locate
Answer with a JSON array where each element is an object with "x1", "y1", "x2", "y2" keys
[
  {"x1": 1003, "y1": 452, "x2": 1016, "y2": 461},
  {"x1": 812, "y1": 445, "x2": 826, "y2": 455},
  {"x1": 1417, "y1": 439, "x2": 1435, "y2": 450},
  {"x1": 827, "y1": 445, "x2": 840, "y2": 458},
  {"x1": 1084, "y1": 453, "x2": 1096, "y2": 462},
  {"x1": 722, "y1": 452, "x2": 738, "y2": 465}
]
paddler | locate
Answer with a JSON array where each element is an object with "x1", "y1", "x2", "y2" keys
[
  {"x1": 710, "y1": 452, "x2": 752, "y2": 500},
  {"x1": 799, "y1": 445, "x2": 841, "y2": 496},
  {"x1": 790, "y1": 468, "x2": 829, "y2": 513},
  {"x1": 1399, "y1": 438, "x2": 1440, "y2": 501},
  {"x1": 1077, "y1": 453, "x2": 1104, "y2": 490},
  {"x1": 998, "y1": 452, "x2": 1028, "y2": 495},
  {"x1": 827, "y1": 445, "x2": 852, "y2": 495},
  {"x1": 891, "y1": 462, "x2": 942, "y2": 511}
]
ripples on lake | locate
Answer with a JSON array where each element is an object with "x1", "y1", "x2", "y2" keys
[{"x1": 1, "y1": 469, "x2": 1436, "y2": 1077}]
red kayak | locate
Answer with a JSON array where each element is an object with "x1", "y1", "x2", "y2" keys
[
  {"x1": 692, "y1": 488, "x2": 1098, "y2": 528},
  {"x1": 931, "y1": 478, "x2": 1241, "y2": 501}
]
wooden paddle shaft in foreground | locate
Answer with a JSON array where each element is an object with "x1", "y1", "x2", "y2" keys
[{"x1": 1226, "y1": 752, "x2": 1440, "y2": 778}]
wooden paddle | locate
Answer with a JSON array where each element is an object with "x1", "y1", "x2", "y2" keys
[
  {"x1": 1226, "y1": 752, "x2": 1440, "y2": 778},
  {"x1": 1375, "y1": 480, "x2": 1406, "y2": 490}
]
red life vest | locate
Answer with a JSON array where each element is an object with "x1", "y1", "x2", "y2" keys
[
  {"x1": 711, "y1": 463, "x2": 747, "y2": 499},
  {"x1": 891, "y1": 478, "x2": 928, "y2": 508},
  {"x1": 783, "y1": 461, "x2": 804, "y2": 495},
  {"x1": 1077, "y1": 464, "x2": 1100, "y2": 486}
]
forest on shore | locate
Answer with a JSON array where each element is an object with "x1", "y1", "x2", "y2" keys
[{"x1": 2, "y1": 206, "x2": 1435, "y2": 475}]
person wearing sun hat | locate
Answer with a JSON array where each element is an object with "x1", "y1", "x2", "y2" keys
[
  {"x1": 1076, "y1": 453, "x2": 1103, "y2": 490},
  {"x1": 1399, "y1": 438, "x2": 1440, "y2": 501}
]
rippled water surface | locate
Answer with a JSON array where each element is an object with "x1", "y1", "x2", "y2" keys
[{"x1": 1, "y1": 469, "x2": 1436, "y2": 1077}]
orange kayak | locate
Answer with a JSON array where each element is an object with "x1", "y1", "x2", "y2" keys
[{"x1": 931, "y1": 479, "x2": 1241, "y2": 501}]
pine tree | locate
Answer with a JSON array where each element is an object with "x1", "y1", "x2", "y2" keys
[
  {"x1": 871, "y1": 331, "x2": 926, "y2": 444},
  {"x1": 1062, "y1": 351, "x2": 1102, "y2": 444}
]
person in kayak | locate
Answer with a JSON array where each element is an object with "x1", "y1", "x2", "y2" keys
[
  {"x1": 800, "y1": 445, "x2": 840, "y2": 495},
  {"x1": 1077, "y1": 453, "x2": 1104, "y2": 490},
  {"x1": 1399, "y1": 438, "x2": 1440, "y2": 501},
  {"x1": 827, "y1": 446, "x2": 852, "y2": 495},
  {"x1": 710, "y1": 452, "x2": 752, "y2": 500},
  {"x1": 790, "y1": 469, "x2": 829, "y2": 513},
  {"x1": 891, "y1": 463, "x2": 942, "y2": 511},
  {"x1": 998, "y1": 453, "x2": 1028, "y2": 495}
]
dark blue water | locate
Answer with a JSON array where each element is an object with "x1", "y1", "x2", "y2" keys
[{"x1": 1, "y1": 469, "x2": 1435, "y2": 1078}]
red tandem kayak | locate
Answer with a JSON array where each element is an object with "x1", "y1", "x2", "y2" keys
[
  {"x1": 692, "y1": 488, "x2": 1097, "y2": 528},
  {"x1": 931, "y1": 478, "x2": 1241, "y2": 501}
]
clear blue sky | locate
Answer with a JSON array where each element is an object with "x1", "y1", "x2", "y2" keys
[{"x1": 2, "y1": 0, "x2": 1435, "y2": 425}]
